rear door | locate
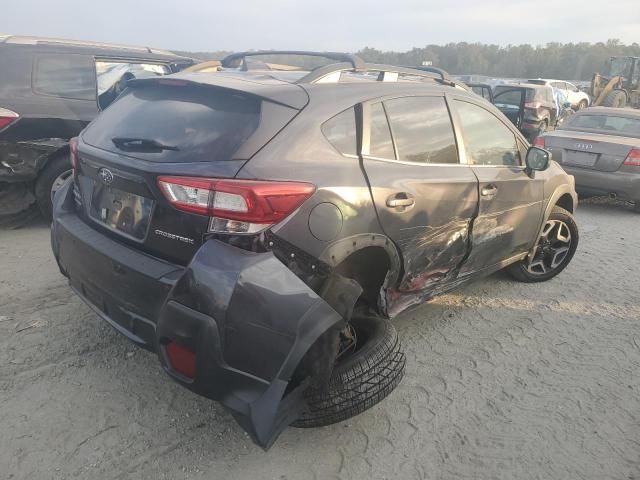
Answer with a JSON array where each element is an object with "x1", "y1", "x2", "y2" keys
[
  {"x1": 450, "y1": 98, "x2": 544, "y2": 274},
  {"x1": 361, "y1": 95, "x2": 478, "y2": 304}
]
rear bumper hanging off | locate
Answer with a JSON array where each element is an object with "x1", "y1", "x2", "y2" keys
[{"x1": 51, "y1": 179, "x2": 345, "y2": 448}]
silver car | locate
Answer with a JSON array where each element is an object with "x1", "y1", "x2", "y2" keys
[{"x1": 539, "y1": 107, "x2": 640, "y2": 212}]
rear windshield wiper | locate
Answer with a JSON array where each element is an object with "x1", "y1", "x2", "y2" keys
[{"x1": 112, "y1": 137, "x2": 179, "y2": 152}]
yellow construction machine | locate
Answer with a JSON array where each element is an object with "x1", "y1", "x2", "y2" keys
[{"x1": 590, "y1": 56, "x2": 640, "y2": 108}]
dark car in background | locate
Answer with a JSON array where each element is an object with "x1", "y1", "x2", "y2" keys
[
  {"x1": 493, "y1": 83, "x2": 556, "y2": 141},
  {"x1": 50, "y1": 51, "x2": 578, "y2": 449},
  {"x1": 538, "y1": 107, "x2": 640, "y2": 212},
  {"x1": 0, "y1": 35, "x2": 193, "y2": 224}
]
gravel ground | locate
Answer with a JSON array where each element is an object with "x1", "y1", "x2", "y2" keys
[{"x1": 1, "y1": 199, "x2": 639, "y2": 480}]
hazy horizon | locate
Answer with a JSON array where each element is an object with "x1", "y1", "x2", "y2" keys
[{"x1": 2, "y1": 0, "x2": 639, "y2": 52}]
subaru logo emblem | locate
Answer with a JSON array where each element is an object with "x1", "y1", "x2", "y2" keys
[{"x1": 98, "y1": 168, "x2": 114, "y2": 185}]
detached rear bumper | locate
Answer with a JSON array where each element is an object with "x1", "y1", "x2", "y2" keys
[{"x1": 51, "y1": 179, "x2": 344, "y2": 448}]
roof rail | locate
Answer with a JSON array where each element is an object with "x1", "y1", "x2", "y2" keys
[
  {"x1": 221, "y1": 50, "x2": 367, "y2": 71},
  {"x1": 0, "y1": 35, "x2": 177, "y2": 56},
  {"x1": 299, "y1": 62, "x2": 461, "y2": 88}
]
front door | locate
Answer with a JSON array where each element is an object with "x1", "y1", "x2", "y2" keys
[
  {"x1": 450, "y1": 98, "x2": 544, "y2": 275},
  {"x1": 360, "y1": 95, "x2": 478, "y2": 314}
]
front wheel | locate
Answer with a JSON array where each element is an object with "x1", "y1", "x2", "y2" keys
[{"x1": 507, "y1": 206, "x2": 578, "y2": 283}]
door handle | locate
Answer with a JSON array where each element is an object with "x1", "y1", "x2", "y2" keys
[
  {"x1": 481, "y1": 185, "x2": 498, "y2": 197},
  {"x1": 386, "y1": 193, "x2": 415, "y2": 208}
]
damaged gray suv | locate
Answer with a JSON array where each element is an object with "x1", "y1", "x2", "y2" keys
[{"x1": 50, "y1": 51, "x2": 579, "y2": 448}]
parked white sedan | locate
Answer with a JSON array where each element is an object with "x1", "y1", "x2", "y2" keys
[{"x1": 528, "y1": 79, "x2": 591, "y2": 110}]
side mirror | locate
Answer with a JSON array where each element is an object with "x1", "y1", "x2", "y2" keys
[{"x1": 525, "y1": 146, "x2": 550, "y2": 171}]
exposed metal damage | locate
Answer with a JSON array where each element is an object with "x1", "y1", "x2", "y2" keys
[{"x1": 0, "y1": 138, "x2": 66, "y2": 182}]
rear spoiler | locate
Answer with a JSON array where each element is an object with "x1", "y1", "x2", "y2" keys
[{"x1": 127, "y1": 73, "x2": 309, "y2": 110}]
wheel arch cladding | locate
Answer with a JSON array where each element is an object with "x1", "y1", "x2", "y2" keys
[
  {"x1": 156, "y1": 239, "x2": 347, "y2": 449},
  {"x1": 556, "y1": 193, "x2": 574, "y2": 213}
]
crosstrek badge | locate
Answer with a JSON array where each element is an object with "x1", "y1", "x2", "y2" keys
[{"x1": 154, "y1": 229, "x2": 194, "y2": 244}]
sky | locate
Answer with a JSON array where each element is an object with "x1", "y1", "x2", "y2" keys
[{"x1": 2, "y1": 0, "x2": 639, "y2": 52}]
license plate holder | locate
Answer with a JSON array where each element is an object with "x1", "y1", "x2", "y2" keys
[
  {"x1": 565, "y1": 150, "x2": 598, "y2": 167},
  {"x1": 88, "y1": 182, "x2": 154, "y2": 240}
]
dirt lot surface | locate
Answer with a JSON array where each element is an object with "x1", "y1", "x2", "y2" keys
[{"x1": 1, "y1": 199, "x2": 639, "y2": 480}]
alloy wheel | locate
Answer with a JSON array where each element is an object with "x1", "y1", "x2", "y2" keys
[{"x1": 527, "y1": 220, "x2": 572, "y2": 275}]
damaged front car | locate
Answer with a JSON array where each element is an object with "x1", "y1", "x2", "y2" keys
[{"x1": 51, "y1": 51, "x2": 578, "y2": 448}]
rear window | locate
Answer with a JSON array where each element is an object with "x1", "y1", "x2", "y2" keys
[
  {"x1": 494, "y1": 86, "x2": 537, "y2": 103},
  {"x1": 82, "y1": 83, "x2": 261, "y2": 162},
  {"x1": 564, "y1": 114, "x2": 640, "y2": 137},
  {"x1": 321, "y1": 107, "x2": 357, "y2": 156},
  {"x1": 33, "y1": 54, "x2": 95, "y2": 100}
]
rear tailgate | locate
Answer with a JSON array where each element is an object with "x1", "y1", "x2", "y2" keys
[
  {"x1": 75, "y1": 77, "x2": 306, "y2": 265},
  {"x1": 545, "y1": 130, "x2": 637, "y2": 172}
]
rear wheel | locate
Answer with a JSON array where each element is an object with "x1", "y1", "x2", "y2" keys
[
  {"x1": 603, "y1": 90, "x2": 627, "y2": 108},
  {"x1": 577, "y1": 99, "x2": 588, "y2": 110},
  {"x1": 507, "y1": 206, "x2": 578, "y2": 283},
  {"x1": 35, "y1": 153, "x2": 72, "y2": 220},
  {"x1": 293, "y1": 315, "x2": 405, "y2": 428}
]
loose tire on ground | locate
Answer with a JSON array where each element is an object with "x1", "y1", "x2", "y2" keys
[
  {"x1": 35, "y1": 153, "x2": 72, "y2": 220},
  {"x1": 293, "y1": 315, "x2": 405, "y2": 428},
  {"x1": 507, "y1": 206, "x2": 578, "y2": 283},
  {"x1": 602, "y1": 90, "x2": 627, "y2": 108}
]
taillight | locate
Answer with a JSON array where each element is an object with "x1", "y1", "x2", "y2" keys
[
  {"x1": 69, "y1": 137, "x2": 79, "y2": 174},
  {"x1": 533, "y1": 136, "x2": 545, "y2": 148},
  {"x1": 165, "y1": 342, "x2": 196, "y2": 379},
  {"x1": 623, "y1": 148, "x2": 640, "y2": 167},
  {"x1": 0, "y1": 107, "x2": 19, "y2": 130},
  {"x1": 157, "y1": 176, "x2": 316, "y2": 234},
  {"x1": 525, "y1": 101, "x2": 542, "y2": 109}
]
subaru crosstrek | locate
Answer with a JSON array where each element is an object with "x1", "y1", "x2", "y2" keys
[{"x1": 51, "y1": 51, "x2": 579, "y2": 448}]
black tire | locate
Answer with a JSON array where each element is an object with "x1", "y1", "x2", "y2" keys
[
  {"x1": 35, "y1": 152, "x2": 72, "y2": 220},
  {"x1": 602, "y1": 90, "x2": 627, "y2": 108},
  {"x1": 634, "y1": 201, "x2": 640, "y2": 214},
  {"x1": 507, "y1": 206, "x2": 578, "y2": 283},
  {"x1": 293, "y1": 315, "x2": 405, "y2": 428},
  {"x1": 577, "y1": 99, "x2": 588, "y2": 110},
  {"x1": 0, "y1": 204, "x2": 41, "y2": 230}
]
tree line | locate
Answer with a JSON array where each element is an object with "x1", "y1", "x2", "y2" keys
[{"x1": 177, "y1": 40, "x2": 640, "y2": 81}]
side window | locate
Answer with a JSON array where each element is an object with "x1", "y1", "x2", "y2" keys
[
  {"x1": 95, "y1": 60, "x2": 172, "y2": 110},
  {"x1": 33, "y1": 54, "x2": 95, "y2": 100},
  {"x1": 322, "y1": 107, "x2": 357, "y2": 156},
  {"x1": 369, "y1": 102, "x2": 395, "y2": 159},
  {"x1": 454, "y1": 100, "x2": 521, "y2": 166},
  {"x1": 383, "y1": 96, "x2": 458, "y2": 164}
]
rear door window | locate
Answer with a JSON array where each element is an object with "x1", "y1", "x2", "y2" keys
[
  {"x1": 82, "y1": 83, "x2": 261, "y2": 163},
  {"x1": 33, "y1": 54, "x2": 95, "y2": 100},
  {"x1": 383, "y1": 96, "x2": 458, "y2": 164},
  {"x1": 369, "y1": 102, "x2": 395, "y2": 159},
  {"x1": 322, "y1": 107, "x2": 357, "y2": 156},
  {"x1": 454, "y1": 100, "x2": 521, "y2": 166}
]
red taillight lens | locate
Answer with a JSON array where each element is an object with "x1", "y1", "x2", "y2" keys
[
  {"x1": 525, "y1": 101, "x2": 542, "y2": 109},
  {"x1": 157, "y1": 176, "x2": 315, "y2": 233},
  {"x1": 0, "y1": 107, "x2": 19, "y2": 130},
  {"x1": 165, "y1": 342, "x2": 196, "y2": 379},
  {"x1": 69, "y1": 137, "x2": 79, "y2": 173},
  {"x1": 623, "y1": 148, "x2": 640, "y2": 167},
  {"x1": 533, "y1": 136, "x2": 545, "y2": 148}
]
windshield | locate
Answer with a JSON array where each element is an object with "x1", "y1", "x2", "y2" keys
[
  {"x1": 563, "y1": 113, "x2": 640, "y2": 138},
  {"x1": 609, "y1": 58, "x2": 632, "y2": 77}
]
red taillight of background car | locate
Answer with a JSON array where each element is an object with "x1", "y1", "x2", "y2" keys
[
  {"x1": 533, "y1": 136, "x2": 545, "y2": 148},
  {"x1": 0, "y1": 107, "x2": 19, "y2": 130},
  {"x1": 524, "y1": 101, "x2": 542, "y2": 109},
  {"x1": 69, "y1": 137, "x2": 79, "y2": 173},
  {"x1": 157, "y1": 176, "x2": 316, "y2": 234},
  {"x1": 623, "y1": 148, "x2": 640, "y2": 167},
  {"x1": 165, "y1": 341, "x2": 196, "y2": 379}
]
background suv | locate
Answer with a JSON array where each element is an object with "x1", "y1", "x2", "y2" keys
[
  {"x1": 0, "y1": 35, "x2": 193, "y2": 224},
  {"x1": 493, "y1": 83, "x2": 557, "y2": 141},
  {"x1": 51, "y1": 51, "x2": 579, "y2": 448}
]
